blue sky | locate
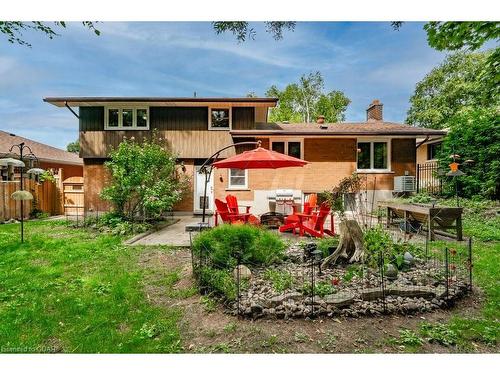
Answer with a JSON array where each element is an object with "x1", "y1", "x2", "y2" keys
[{"x1": 0, "y1": 22, "x2": 449, "y2": 149}]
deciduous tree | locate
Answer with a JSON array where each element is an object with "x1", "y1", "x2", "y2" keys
[
  {"x1": 66, "y1": 140, "x2": 80, "y2": 153},
  {"x1": 101, "y1": 135, "x2": 189, "y2": 220},
  {"x1": 0, "y1": 21, "x2": 100, "y2": 47},
  {"x1": 406, "y1": 51, "x2": 493, "y2": 129},
  {"x1": 266, "y1": 72, "x2": 350, "y2": 123}
]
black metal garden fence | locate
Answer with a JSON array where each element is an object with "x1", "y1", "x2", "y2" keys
[
  {"x1": 189, "y1": 225, "x2": 473, "y2": 320},
  {"x1": 417, "y1": 163, "x2": 443, "y2": 195}
]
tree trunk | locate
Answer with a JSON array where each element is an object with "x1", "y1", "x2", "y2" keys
[{"x1": 321, "y1": 220, "x2": 365, "y2": 269}]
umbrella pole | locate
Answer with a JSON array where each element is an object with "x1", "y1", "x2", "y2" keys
[
  {"x1": 201, "y1": 167, "x2": 210, "y2": 224},
  {"x1": 198, "y1": 141, "x2": 260, "y2": 224}
]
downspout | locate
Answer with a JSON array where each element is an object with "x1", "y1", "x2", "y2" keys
[
  {"x1": 64, "y1": 101, "x2": 80, "y2": 119},
  {"x1": 416, "y1": 135, "x2": 430, "y2": 149}
]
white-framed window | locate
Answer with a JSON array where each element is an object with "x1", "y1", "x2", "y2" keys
[
  {"x1": 209, "y1": 107, "x2": 231, "y2": 130},
  {"x1": 356, "y1": 139, "x2": 391, "y2": 172},
  {"x1": 228, "y1": 168, "x2": 248, "y2": 189},
  {"x1": 270, "y1": 138, "x2": 304, "y2": 159},
  {"x1": 105, "y1": 107, "x2": 149, "y2": 130}
]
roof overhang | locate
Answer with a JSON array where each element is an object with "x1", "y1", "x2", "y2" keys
[
  {"x1": 230, "y1": 130, "x2": 447, "y2": 137},
  {"x1": 43, "y1": 97, "x2": 278, "y2": 108}
]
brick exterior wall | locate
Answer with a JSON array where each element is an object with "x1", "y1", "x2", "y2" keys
[{"x1": 82, "y1": 137, "x2": 416, "y2": 215}]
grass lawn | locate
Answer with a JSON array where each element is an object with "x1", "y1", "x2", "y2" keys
[
  {"x1": 0, "y1": 220, "x2": 182, "y2": 353},
  {"x1": 0, "y1": 203, "x2": 498, "y2": 353}
]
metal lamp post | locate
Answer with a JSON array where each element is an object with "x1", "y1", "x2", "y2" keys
[{"x1": 3, "y1": 142, "x2": 40, "y2": 242}]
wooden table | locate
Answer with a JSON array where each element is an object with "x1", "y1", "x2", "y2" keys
[{"x1": 378, "y1": 201, "x2": 463, "y2": 241}]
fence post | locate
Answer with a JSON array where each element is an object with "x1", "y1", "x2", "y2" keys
[
  {"x1": 236, "y1": 254, "x2": 241, "y2": 318},
  {"x1": 444, "y1": 247, "x2": 449, "y2": 299},
  {"x1": 310, "y1": 257, "x2": 315, "y2": 319},
  {"x1": 379, "y1": 251, "x2": 387, "y2": 314},
  {"x1": 468, "y1": 237, "x2": 473, "y2": 292}
]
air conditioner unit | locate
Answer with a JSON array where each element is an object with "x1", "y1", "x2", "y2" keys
[{"x1": 394, "y1": 176, "x2": 416, "y2": 192}]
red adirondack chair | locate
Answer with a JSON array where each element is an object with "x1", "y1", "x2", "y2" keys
[
  {"x1": 225, "y1": 194, "x2": 260, "y2": 225},
  {"x1": 295, "y1": 202, "x2": 335, "y2": 238},
  {"x1": 279, "y1": 193, "x2": 317, "y2": 233},
  {"x1": 214, "y1": 198, "x2": 247, "y2": 226}
]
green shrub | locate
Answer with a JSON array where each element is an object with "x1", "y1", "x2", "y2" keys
[
  {"x1": 420, "y1": 323, "x2": 458, "y2": 346},
  {"x1": 81, "y1": 212, "x2": 151, "y2": 235},
  {"x1": 263, "y1": 269, "x2": 294, "y2": 292},
  {"x1": 390, "y1": 329, "x2": 424, "y2": 347},
  {"x1": 192, "y1": 224, "x2": 286, "y2": 270},
  {"x1": 316, "y1": 237, "x2": 339, "y2": 258},
  {"x1": 198, "y1": 267, "x2": 237, "y2": 301},
  {"x1": 364, "y1": 226, "x2": 393, "y2": 268},
  {"x1": 301, "y1": 280, "x2": 336, "y2": 297},
  {"x1": 364, "y1": 226, "x2": 424, "y2": 270},
  {"x1": 342, "y1": 264, "x2": 363, "y2": 283}
]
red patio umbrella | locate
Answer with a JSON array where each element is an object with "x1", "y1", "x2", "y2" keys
[{"x1": 212, "y1": 147, "x2": 308, "y2": 169}]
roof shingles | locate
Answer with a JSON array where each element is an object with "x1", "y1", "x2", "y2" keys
[
  {"x1": 0, "y1": 130, "x2": 83, "y2": 165},
  {"x1": 230, "y1": 121, "x2": 446, "y2": 136}
]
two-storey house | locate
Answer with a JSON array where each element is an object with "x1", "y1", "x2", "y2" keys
[{"x1": 44, "y1": 97, "x2": 446, "y2": 216}]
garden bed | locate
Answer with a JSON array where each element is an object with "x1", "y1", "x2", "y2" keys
[{"x1": 231, "y1": 243, "x2": 470, "y2": 319}]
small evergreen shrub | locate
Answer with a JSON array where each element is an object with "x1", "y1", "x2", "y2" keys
[
  {"x1": 192, "y1": 225, "x2": 286, "y2": 301},
  {"x1": 192, "y1": 224, "x2": 286, "y2": 269}
]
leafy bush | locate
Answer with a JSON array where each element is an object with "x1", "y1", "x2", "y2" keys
[
  {"x1": 437, "y1": 108, "x2": 500, "y2": 200},
  {"x1": 316, "y1": 237, "x2": 339, "y2": 258},
  {"x1": 192, "y1": 224, "x2": 286, "y2": 269},
  {"x1": 192, "y1": 225, "x2": 286, "y2": 301},
  {"x1": 420, "y1": 323, "x2": 458, "y2": 346},
  {"x1": 198, "y1": 267, "x2": 237, "y2": 301},
  {"x1": 101, "y1": 133, "x2": 189, "y2": 220},
  {"x1": 390, "y1": 329, "x2": 424, "y2": 347},
  {"x1": 342, "y1": 264, "x2": 363, "y2": 283},
  {"x1": 81, "y1": 211, "x2": 151, "y2": 235},
  {"x1": 364, "y1": 226, "x2": 424, "y2": 270},
  {"x1": 301, "y1": 280, "x2": 336, "y2": 297},
  {"x1": 263, "y1": 269, "x2": 294, "y2": 292},
  {"x1": 364, "y1": 226, "x2": 393, "y2": 268}
]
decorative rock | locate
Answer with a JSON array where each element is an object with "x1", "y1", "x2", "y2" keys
[
  {"x1": 233, "y1": 265, "x2": 252, "y2": 281},
  {"x1": 385, "y1": 264, "x2": 398, "y2": 280},
  {"x1": 250, "y1": 303, "x2": 263, "y2": 315},
  {"x1": 360, "y1": 286, "x2": 436, "y2": 301},
  {"x1": 403, "y1": 252, "x2": 414, "y2": 266},
  {"x1": 324, "y1": 291, "x2": 355, "y2": 307},
  {"x1": 268, "y1": 292, "x2": 302, "y2": 307}
]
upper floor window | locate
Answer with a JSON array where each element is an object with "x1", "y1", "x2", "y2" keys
[
  {"x1": 357, "y1": 140, "x2": 390, "y2": 171},
  {"x1": 209, "y1": 108, "x2": 231, "y2": 130},
  {"x1": 105, "y1": 107, "x2": 149, "y2": 130},
  {"x1": 270, "y1": 139, "x2": 303, "y2": 159}
]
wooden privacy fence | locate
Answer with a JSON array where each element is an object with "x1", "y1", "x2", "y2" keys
[
  {"x1": 62, "y1": 176, "x2": 84, "y2": 218},
  {"x1": 0, "y1": 179, "x2": 61, "y2": 221}
]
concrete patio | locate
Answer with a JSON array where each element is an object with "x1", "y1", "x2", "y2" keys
[
  {"x1": 128, "y1": 213, "x2": 339, "y2": 247},
  {"x1": 130, "y1": 215, "x2": 205, "y2": 247}
]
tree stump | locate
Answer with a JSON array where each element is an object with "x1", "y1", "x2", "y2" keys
[{"x1": 321, "y1": 220, "x2": 365, "y2": 269}]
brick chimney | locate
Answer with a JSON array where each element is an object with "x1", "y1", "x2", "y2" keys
[{"x1": 366, "y1": 99, "x2": 383, "y2": 121}]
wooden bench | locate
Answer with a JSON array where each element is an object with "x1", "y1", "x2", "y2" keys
[{"x1": 378, "y1": 201, "x2": 463, "y2": 241}]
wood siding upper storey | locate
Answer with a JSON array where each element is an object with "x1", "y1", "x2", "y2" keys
[{"x1": 79, "y1": 106, "x2": 263, "y2": 159}]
